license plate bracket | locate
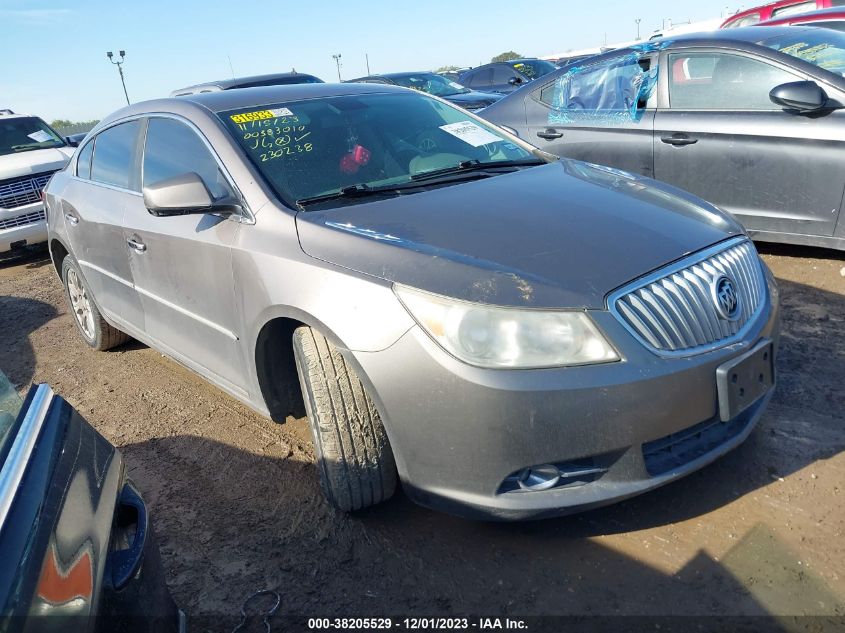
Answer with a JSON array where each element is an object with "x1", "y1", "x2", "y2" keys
[{"x1": 716, "y1": 339, "x2": 774, "y2": 422}]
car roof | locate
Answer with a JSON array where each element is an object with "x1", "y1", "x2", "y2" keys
[
  {"x1": 378, "y1": 71, "x2": 439, "y2": 78},
  {"x1": 651, "y1": 24, "x2": 822, "y2": 45},
  {"x1": 173, "y1": 72, "x2": 321, "y2": 93},
  {"x1": 99, "y1": 82, "x2": 411, "y2": 127},
  {"x1": 0, "y1": 110, "x2": 37, "y2": 120}
]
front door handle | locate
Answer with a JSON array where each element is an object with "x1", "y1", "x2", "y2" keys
[
  {"x1": 126, "y1": 237, "x2": 147, "y2": 253},
  {"x1": 660, "y1": 133, "x2": 698, "y2": 146},
  {"x1": 537, "y1": 129, "x2": 563, "y2": 140},
  {"x1": 63, "y1": 213, "x2": 79, "y2": 226}
]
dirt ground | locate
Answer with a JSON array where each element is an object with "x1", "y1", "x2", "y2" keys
[{"x1": 1, "y1": 242, "x2": 843, "y2": 630}]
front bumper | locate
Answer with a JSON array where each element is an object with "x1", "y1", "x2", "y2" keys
[
  {"x1": 0, "y1": 202, "x2": 47, "y2": 253},
  {"x1": 351, "y1": 269, "x2": 780, "y2": 520}
]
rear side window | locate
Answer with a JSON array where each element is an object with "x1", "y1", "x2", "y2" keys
[
  {"x1": 91, "y1": 121, "x2": 140, "y2": 190},
  {"x1": 772, "y1": 1, "x2": 815, "y2": 17},
  {"x1": 76, "y1": 141, "x2": 93, "y2": 179},
  {"x1": 668, "y1": 53, "x2": 801, "y2": 110},
  {"x1": 142, "y1": 117, "x2": 232, "y2": 200}
]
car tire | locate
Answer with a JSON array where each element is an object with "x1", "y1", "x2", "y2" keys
[
  {"x1": 61, "y1": 256, "x2": 129, "y2": 351},
  {"x1": 293, "y1": 326, "x2": 398, "y2": 512}
]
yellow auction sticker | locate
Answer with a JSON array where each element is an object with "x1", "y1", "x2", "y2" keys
[
  {"x1": 230, "y1": 110, "x2": 275, "y2": 124},
  {"x1": 230, "y1": 107, "x2": 295, "y2": 124}
]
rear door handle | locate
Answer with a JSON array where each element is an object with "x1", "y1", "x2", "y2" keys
[
  {"x1": 126, "y1": 237, "x2": 146, "y2": 253},
  {"x1": 63, "y1": 213, "x2": 79, "y2": 226},
  {"x1": 537, "y1": 129, "x2": 563, "y2": 140},
  {"x1": 660, "y1": 134, "x2": 698, "y2": 146}
]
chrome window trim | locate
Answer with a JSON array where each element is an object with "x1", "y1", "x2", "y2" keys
[
  {"x1": 607, "y1": 236, "x2": 770, "y2": 358},
  {"x1": 71, "y1": 113, "x2": 254, "y2": 225},
  {"x1": 0, "y1": 384, "x2": 53, "y2": 535}
]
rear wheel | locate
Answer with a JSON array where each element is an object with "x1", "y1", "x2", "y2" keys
[
  {"x1": 62, "y1": 256, "x2": 129, "y2": 351},
  {"x1": 293, "y1": 326, "x2": 398, "y2": 511}
]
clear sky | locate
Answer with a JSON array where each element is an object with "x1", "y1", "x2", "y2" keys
[{"x1": 1, "y1": 0, "x2": 744, "y2": 122}]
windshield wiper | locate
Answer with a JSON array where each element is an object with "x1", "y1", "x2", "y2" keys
[
  {"x1": 296, "y1": 182, "x2": 443, "y2": 209},
  {"x1": 296, "y1": 158, "x2": 547, "y2": 209},
  {"x1": 410, "y1": 158, "x2": 546, "y2": 182}
]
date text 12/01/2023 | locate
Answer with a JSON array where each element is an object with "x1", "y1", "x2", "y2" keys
[{"x1": 306, "y1": 617, "x2": 529, "y2": 630}]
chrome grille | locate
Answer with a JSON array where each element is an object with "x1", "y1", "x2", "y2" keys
[
  {"x1": 0, "y1": 209, "x2": 46, "y2": 230},
  {"x1": 609, "y1": 239, "x2": 766, "y2": 356},
  {"x1": 0, "y1": 171, "x2": 55, "y2": 210}
]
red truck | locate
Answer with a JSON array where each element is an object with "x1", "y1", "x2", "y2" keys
[{"x1": 721, "y1": 0, "x2": 845, "y2": 27}]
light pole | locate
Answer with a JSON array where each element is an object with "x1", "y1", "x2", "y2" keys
[
  {"x1": 635, "y1": 18, "x2": 642, "y2": 40},
  {"x1": 332, "y1": 53, "x2": 342, "y2": 82},
  {"x1": 106, "y1": 50, "x2": 130, "y2": 106}
]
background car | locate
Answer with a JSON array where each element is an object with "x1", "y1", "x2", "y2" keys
[
  {"x1": 721, "y1": 0, "x2": 845, "y2": 27},
  {"x1": 170, "y1": 71, "x2": 323, "y2": 97},
  {"x1": 346, "y1": 71, "x2": 502, "y2": 110},
  {"x1": 759, "y1": 5, "x2": 845, "y2": 29},
  {"x1": 480, "y1": 26, "x2": 845, "y2": 252},
  {"x1": 45, "y1": 83, "x2": 777, "y2": 520},
  {"x1": 458, "y1": 58, "x2": 558, "y2": 94},
  {"x1": 0, "y1": 370, "x2": 181, "y2": 630},
  {"x1": 0, "y1": 110, "x2": 72, "y2": 256},
  {"x1": 436, "y1": 68, "x2": 470, "y2": 83}
]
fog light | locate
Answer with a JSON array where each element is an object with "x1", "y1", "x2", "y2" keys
[{"x1": 517, "y1": 464, "x2": 560, "y2": 491}]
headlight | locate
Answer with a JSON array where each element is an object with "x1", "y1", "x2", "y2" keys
[{"x1": 394, "y1": 285, "x2": 619, "y2": 369}]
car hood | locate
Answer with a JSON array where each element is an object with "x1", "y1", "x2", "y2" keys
[
  {"x1": 0, "y1": 147, "x2": 72, "y2": 179},
  {"x1": 444, "y1": 91, "x2": 503, "y2": 107},
  {"x1": 296, "y1": 160, "x2": 744, "y2": 309}
]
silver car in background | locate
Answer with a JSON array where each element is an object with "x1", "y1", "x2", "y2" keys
[
  {"x1": 479, "y1": 26, "x2": 845, "y2": 251},
  {"x1": 44, "y1": 83, "x2": 779, "y2": 520}
]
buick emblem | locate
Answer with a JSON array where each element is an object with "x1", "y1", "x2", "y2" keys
[{"x1": 712, "y1": 274, "x2": 740, "y2": 321}]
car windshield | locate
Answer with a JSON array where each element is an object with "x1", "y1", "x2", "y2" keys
[
  {"x1": 763, "y1": 29, "x2": 845, "y2": 75},
  {"x1": 0, "y1": 116, "x2": 65, "y2": 156},
  {"x1": 511, "y1": 59, "x2": 558, "y2": 79},
  {"x1": 389, "y1": 73, "x2": 470, "y2": 97},
  {"x1": 0, "y1": 370, "x2": 23, "y2": 464},
  {"x1": 219, "y1": 92, "x2": 536, "y2": 208}
]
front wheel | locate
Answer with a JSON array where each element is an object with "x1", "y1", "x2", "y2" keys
[
  {"x1": 61, "y1": 256, "x2": 129, "y2": 351},
  {"x1": 293, "y1": 326, "x2": 398, "y2": 512}
]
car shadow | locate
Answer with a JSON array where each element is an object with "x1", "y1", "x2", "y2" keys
[
  {"x1": 0, "y1": 293, "x2": 57, "y2": 388},
  {"x1": 121, "y1": 434, "x2": 840, "y2": 626}
]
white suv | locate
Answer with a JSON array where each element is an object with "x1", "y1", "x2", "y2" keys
[{"x1": 0, "y1": 110, "x2": 73, "y2": 254}]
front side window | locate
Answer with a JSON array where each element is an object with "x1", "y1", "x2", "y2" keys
[
  {"x1": 668, "y1": 53, "x2": 801, "y2": 109},
  {"x1": 0, "y1": 116, "x2": 65, "y2": 157},
  {"x1": 541, "y1": 53, "x2": 656, "y2": 124},
  {"x1": 763, "y1": 28, "x2": 845, "y2": 75},
  {"x1": 142, "y1": 118, "x2": 232, "y2": 201},
  {"x1": 76, "y1": 141, "x2": 94, "y2": 179},
  {"x1": 492, "y1": 65, "x2": 518, "y2": 84},
  {"x1": 219, "y1": 93, "x2": 536, "y2": 207},
  {"x1": 90, "y1": 120, "x2": 141, "y2": 190}
]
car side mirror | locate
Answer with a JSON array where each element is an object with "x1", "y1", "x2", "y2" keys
[
  {"x1": 65, "y1": 136, "x2": 79, "y2": 147},
  {"x1": 143, "y1": 172, "x2": 237, "y2": 217},
  {"x1": 508, "y1": 76, "x2": 523, "y2": 86},
  {"x1": 769, "y1": 80, "x2": 828, "y2": 113}
]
